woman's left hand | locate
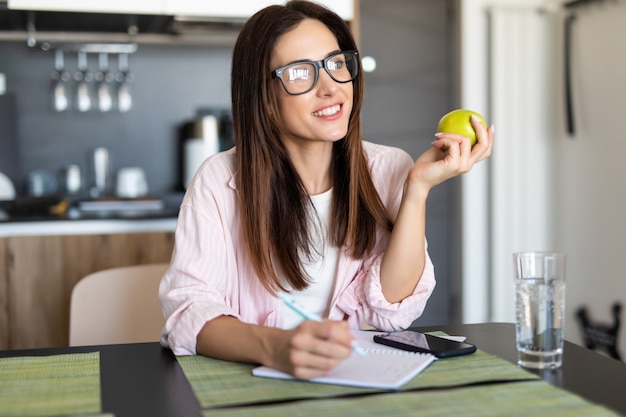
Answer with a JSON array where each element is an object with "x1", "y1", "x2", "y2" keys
[{"x1": 406, "y1": 116, "x2": 494, "y2": 197}]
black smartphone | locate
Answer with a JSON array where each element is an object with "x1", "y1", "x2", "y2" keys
[{"x1": 373, "y1": 330, "x2": 476, "y2": 358}]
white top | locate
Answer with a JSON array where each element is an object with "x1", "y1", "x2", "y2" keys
[{"x1": 282, "y1": 188, "x2": 339, "y2": 329}]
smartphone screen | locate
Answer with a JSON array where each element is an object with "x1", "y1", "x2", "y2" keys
[{"x1": 373, "y1": 330, "x2": 476, "y2": 358}]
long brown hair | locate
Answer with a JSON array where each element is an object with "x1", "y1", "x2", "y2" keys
[{"x1": 232, "y1": 0, "x2": 392, "y2": 293}]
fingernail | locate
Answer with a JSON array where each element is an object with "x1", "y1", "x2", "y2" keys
[
  {"x1": 434, "y1": 132, "x2": 444, "y2": 138},
  {"x1": 491, "y1": 124, "x2": 495, "y2": 134},
  {"x1": 471, "y1": 115, "x2": 479, "y2": 122}
]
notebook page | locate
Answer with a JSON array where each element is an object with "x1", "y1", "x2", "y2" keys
[{"x1": 252, "y1": 331, "x2": 437, "y2": 390}]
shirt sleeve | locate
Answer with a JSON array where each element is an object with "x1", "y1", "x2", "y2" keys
[
  {"x1": 332, "y1": 144, "x2": 436, "y2": 331},
  {"x1": 159, "y1": 156, "x2": 242, "y2": 356}
]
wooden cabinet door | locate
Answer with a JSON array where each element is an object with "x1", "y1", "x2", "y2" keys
[
  {"x1": 0, "y1": 238, "x2": 7, "y2": 350},
  {"x1": 6, "y1": 232, "x2": 174, "y2": 349}
]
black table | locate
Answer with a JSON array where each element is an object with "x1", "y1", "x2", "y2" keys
[
  {"x1": 1, "y1": 322, "x2": 624, "y2": 417},
  {"x1": 421, "y1": 322, "x2": 626, "y2": 416}
]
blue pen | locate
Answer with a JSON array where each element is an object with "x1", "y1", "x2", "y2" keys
[{"x1": 277, "y1": 291, "x2": 367, "y2": 356}]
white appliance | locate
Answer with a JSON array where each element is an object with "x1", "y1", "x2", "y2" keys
[
  {"x1": 182, "y1": 114, "x2": 220, "y2": 189},
  {"x1": 0, "y1": 172, "x2": 16, "y2": 200}
]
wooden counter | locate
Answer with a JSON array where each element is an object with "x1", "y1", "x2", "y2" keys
[{"x1": 0, "y1": 219, "x2": 177, "y2": 350}]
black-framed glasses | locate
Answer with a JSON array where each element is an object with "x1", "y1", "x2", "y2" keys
[{"x1": 271, "y1": 50, "x2": 359, "y2": 95}]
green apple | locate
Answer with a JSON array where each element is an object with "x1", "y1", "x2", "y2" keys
[{"x1": 436, "y1": 109, "x2": 487, "y2": 146}]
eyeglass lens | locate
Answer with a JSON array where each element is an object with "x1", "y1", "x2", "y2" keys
[{"x1": 280, "y1": 51, "x2": 358, "y2": 95}]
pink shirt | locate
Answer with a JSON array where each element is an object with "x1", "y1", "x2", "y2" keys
[{"x1": 159, "y1": 141, "x2": 436, "y2": 355}]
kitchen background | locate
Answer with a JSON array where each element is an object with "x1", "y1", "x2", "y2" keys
[
  {"x1": 1, "y1": 41, "x2": 233, "y2": 194},
  {"x1": 0, "y1": 0, "x2": 459, "y2": 327},
  {"x1": 460, "y1": 0, "x2": 626, "y2": 359},
  {"x1": 3, "y1": 0, "x2": 623, "y2": 358}
]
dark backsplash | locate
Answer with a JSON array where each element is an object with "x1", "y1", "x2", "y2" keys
[{"x1": 0, "y1": 41, "x2": 233, "y2": 196}]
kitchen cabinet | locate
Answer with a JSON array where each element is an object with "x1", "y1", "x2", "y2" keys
[
  {"x1": 8, "y1": 0, "x2": 354, "y2": 20},
  {"x1": 162, "y1": 0, "x2": 354, "y2": 20},
  {"x1": 7, "y1": 0, "x2": 161, "y2": 14},
  {"x1": 2, "y1": 231, "x2": 175, "y2": 349}
]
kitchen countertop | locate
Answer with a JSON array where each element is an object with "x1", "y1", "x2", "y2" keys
[
  {"x1": 0, "y1": 217, "x2": 178, "y2": 237},
  {"x1": 0, "y1": 193, "x2": 182, "y2": 236}
]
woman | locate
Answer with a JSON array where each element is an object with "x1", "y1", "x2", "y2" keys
[{"x1": 160, "y1": 0, "x2": 494, "y2": 379}]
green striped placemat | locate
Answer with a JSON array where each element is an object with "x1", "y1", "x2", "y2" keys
[
  {"x1": 0, "y1": 352, "x2": 105, "y2": 417},
  {"x1": 177, "y1": 348, "x2": 538, "y2": 409},
  {"x1": 200, "y1": 380, "x2": 620, "y2": 417}
]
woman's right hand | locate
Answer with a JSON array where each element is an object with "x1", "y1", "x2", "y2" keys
[
  {"x1": 196, "y1": 315, "x2": 354, "y2": 380},
  {"x1": 268, "y1": 319, "x2": 354, "y2": 379}
]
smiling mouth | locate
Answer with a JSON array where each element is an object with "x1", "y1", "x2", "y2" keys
[{"x1": 312, "y1": 104, "x2": 341, "y2": 117}]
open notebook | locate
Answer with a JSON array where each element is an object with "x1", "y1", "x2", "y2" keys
[{"x1": 252, "y1": 331, "x2": 437, "y2": 390}]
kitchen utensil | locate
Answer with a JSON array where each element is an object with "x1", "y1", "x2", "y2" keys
[
  {"x1": 183, "y1": 115, "x2": 220, "y2": 188},
  {"x1": 60, "y1": 164, "x2": 82, "y2": 195},
  {"x1": 4, "y1": 195, "x2": 68, "y2": 216},
  {"x1": 75, "y1": 51, "x2": 92, "y2": 112},
  {"x1": 27, "y1": 169, "x2": 57, "y2": 197},
  {"x1": 96, "y1": 52, "x2": 114, "y2": 112},
  {"x1": 0, "y1": 171, "x2": 16, "y2": 200},
  {"x1": 117, "y1": 53, "x2": 132, "y2": 113},
  {"x1": 90, "y1": 147, "x2": 111, "y2": 197},
  {"x1": 51, "y1": 49, "x2": 70, "y2": 112},
  {"x1": 179, "y1": 110, "x2": 234, "y2": 189},
  {"x1": 116, "y1": 167, "x2": 148, "y2": 198}
]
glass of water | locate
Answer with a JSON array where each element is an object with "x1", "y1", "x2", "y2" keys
[{"x1": 513, "y1": 252, "x2": 567, "y2": 369}]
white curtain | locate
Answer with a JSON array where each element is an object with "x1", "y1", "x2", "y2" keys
[{"x1": 487, "y1": 6, "x2": 559, "y2": 321}]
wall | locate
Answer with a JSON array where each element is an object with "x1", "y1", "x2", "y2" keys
[
  {"x1": 0, "y1": 41, "x2": 233, "y2": 195},
  {"x1": 488, "y1": 6, "x2": 559, "y2": 322},
  {"x1": 458, "y1": 0, "x2": 558, "y2": 324},
  {"x1": 457, "y1": 0, "x2": 493, "y2": 324},
  {"x1": 555, "y1": 1, "x2": 626, "y2": 357},
  {"x1": 460, "y1": 0, "x2": 626, "y2": 357},
  {"x1": 360, "y1": 0, "x2": 457, "y2": 326},
  {"x1": 457, "y1": 0, "x2": 547, "y2": 324}
]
